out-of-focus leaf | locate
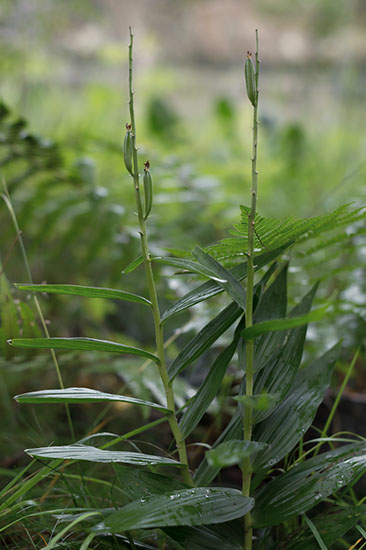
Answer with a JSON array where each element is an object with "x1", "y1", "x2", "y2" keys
[
  {"x1": 233, "y1": 393, "x2": 279, "y2": 411},
  {"x1": 253, "y1": 442, "x2": 366, "y2": 527},
  {"x1": 26, "y1": 444, "x2": 183, "y2": 467},
  {"x1": 122, "y1": 255, "x2": 144, "y2": 274},
  {"x1": 192, "y1": 246, "x2": 246, "y2": 309},
  {"x1": 161, "y1": 244, "x2": 292, "y2": 323},
  {"x1": 92, "y1": 488, "x2": 254, "y2": 532},
  {"x1": 206, "y1": 440, "x2": 267, "y2": 468},
  {"x1": 14, "y1": 387, "x2": 170, "y2": 414},
  {"x1": 252, "y1": 342, "x2": 342, "y2": 473},
  {"x1": 276, "y1": 506, "x2": 366, "y2": 550},
  {"x1": 153, "y1": 256, "x2": 227, "y2": 283},
  {"x1": 15, "y1": 283, "x2": 151, "y2": 306},
  {"x1": 179, "y1": 317, "x2": 245, "y2": 438},
  {"x1": 8, "y1": 337, "x2": 159, "y2": 364},
  {"x1": 241, "y1": 305, "x2": 328, "y2": 340},
  {"x1": 168, "y1": 301, "x2": 242, "y2": 381}
]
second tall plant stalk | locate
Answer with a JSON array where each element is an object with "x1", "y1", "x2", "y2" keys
[{"x1": 242, "y1": 29, "x2": 260, "y2": 550}]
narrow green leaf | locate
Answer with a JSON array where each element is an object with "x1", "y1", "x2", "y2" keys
[
  {"x1": 26, "y1": 444, "x2": 183, "y2": 467},
  {"x1": 92, "y1": 488, "x2": 254, "y2": 532},
  {"x1": 250, "y1": 263, "x2": 288, "y2": 373},
  {"x1": 161, "y1": 243, "x2": 292, "y2": 323},
  {"x1": 179, "y1": 328, "x2": 242, "y2": 439},
  {"x1": 168, "y1": 301, "x2": 242, "y2": 381},
  {"x1": 195, "y1": 284, "x2": 319, "y2": 486},
  {"x1": 302, "y1": 515, "x2": 328, "y2": 550},
  {"x1": 206, "y1": 440, "x2": 267, "y2": 468},
  {"x1": 45, "y1": 512, "x2": 102, "y2": 550},
  {"x1": 253, "y1": 442, "x2": 366, "y2": 527},
  {"x1": 153, "y1": 257, "x2": 227, "y2": 283},
  {"x1": 122, "y1": 254, "x2": 144, "y2": 274},
  {"x1": 115, "y1": 465, "x2": 189, "y2": 498},
  {"x1": 15, "y1": 283, "x2": 151, "y2": 306},
  {"x1": 14, "y1": 387, "x2": 171, "y2": 415},
  {"x1": 278, "y1": 506, "x2": 366, "y2": 550},
  {"x1": 242, "y1": 305, "x2": 328, "y2": 340},
  {"x1": 8, "y1": 337, "x2": 159, "y2": 364},
  {"x1": 252, "y1": 342, "x2": 342, "y2": 473},
  {"x1": 252, "y1": 283, "x2": 318, "y2": 423},
  {"x1": 192, "y1": 246, "x2": 246, "y2": 309}
]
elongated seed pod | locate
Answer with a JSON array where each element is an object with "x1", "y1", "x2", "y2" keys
[
  {"x1": 245, "y1": 52, "x2": 257, "y2": 107},
  {"x1": 123, "y1": 123, "x2": 133, "y2": 176},
  {"x1": 143, "y1": 161, "x2": 153, "y2": 219}
]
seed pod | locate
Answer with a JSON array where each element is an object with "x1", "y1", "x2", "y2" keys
[
  {"x1": 143, "y1": 160, "x2": 153, "y2": 219},
  {"x1": 245, "y1": 52, "x2": 257, "y2": 107},
  {"x1": 123, "y1": 123, "x2": 133, "y2": 176}
]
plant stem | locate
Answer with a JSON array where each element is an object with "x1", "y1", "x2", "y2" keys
[
  {"x1": 127, "y1": 28, "x2": 192, "y2": 486},
  {"x1": 242, "y1": 29, "x2": 260, "y2": 550}
]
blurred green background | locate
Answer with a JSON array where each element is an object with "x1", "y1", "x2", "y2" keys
[{"x1": 0, "y1": 0, "x2": 365, "y2": 471}]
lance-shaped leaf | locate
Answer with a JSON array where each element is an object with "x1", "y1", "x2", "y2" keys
[
  {"x1": 253, "y1": 442, "x2": 366, "y2": 527},
  {"x1": 277, "y1": 506, "x2": 366, "y2": 550},
  {"x1": 252, "y1": 283, "x2": 318, "y2": 423},
  {"x1": 14, "y1": 283, "x2": 151, "y2": 306},
  {"x1": 192, "y1": 246, "x2": 246, "y2": 309},
  {"x1": 252, "y1": 342, "x2": 342, "y2": 473},
  {"x1": 115, "y1": 466, "x2": 243, "y2": 550},
  {"x1": 14, "y1": 387, "x2": 171, "y2": 415},
  {"x1": 122, "y1": 254, "x2": 144, "y2": 274},
  {"x1": 26, "y1": 444, "x2": 183, "y2": 467},
  {"x1": 161, "y1": 243, "x2": 292, "y2": 323},
  {"x1": 179, "y1": 316, "x2": 245, "y2": 439},
  {"x1": 8, "y1": 337, "x2": 159, "y2": 364},
  {"x1": 195, "y1": 285, "x2": 318, "y2": 486},
  {"x1": 206, "y1": 440, "x2": 267, "y2": 468},
  {"x1": 168, "y1": 301, "x2": 242, "y2": 381},
  {"x1": 92, "y1": 488, "x2": 254, "y2": 532},
  {"x1": 153, "y1": 257, "x2": 227, "y2": 283},
  {"x1": 241, "y1": 305, "x2": 328, "y2": 340}
]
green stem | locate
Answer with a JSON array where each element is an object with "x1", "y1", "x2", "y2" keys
[
  {"x1": 127, "y1": 28, "x2": 192, "y2": 486},
  {"x1": 1, "y1": 178, "x2": 75, "y2": 441},
  {"x1": 242, "y1": 29, "x2": 259, "y2": 550}
]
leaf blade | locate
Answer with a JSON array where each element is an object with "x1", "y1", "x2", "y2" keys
[
  {"x1": 92, "y1": 488, "x2": 254, "y2": 531},
  {"x1": 26, "y1": 444, "x2": 183, "y2": 467},
  {"x1": 192, "y1": 246, "x2": 246, "y2": 309},
  {"x1": 14, "y1": 283, "x2": 151, "y2": 306},
  {"x1": 14, "y1": 387, "x2": 171, "y2": 414},
  {"x1": 8, "y1": 337, "x2": 159, "y2": 364},
  {"x1": 161, "y1": 243, "x2": 292, "y2": 323},
  {"x1": 168, "y1": 301, "x2": 242, "y2": 381}
]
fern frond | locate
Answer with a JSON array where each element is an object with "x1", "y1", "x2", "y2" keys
[{"x1": 209, "y1": 204, "x2": 366, "y2": 261}]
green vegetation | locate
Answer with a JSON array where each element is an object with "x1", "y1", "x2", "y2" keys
[{"x1": 0, "y1": 12, "x2": 365, "y2": 550}]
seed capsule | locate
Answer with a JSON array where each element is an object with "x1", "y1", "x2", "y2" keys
[
  {"x1": 143, "y1": 160, "x2": 153, "y2": 219},
  {"x1": 245, "y1": 52, "x2": 257, "y2": 107},
  {"x1": 123, "y1": 123, "x2": 133, "y2": 176}
]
